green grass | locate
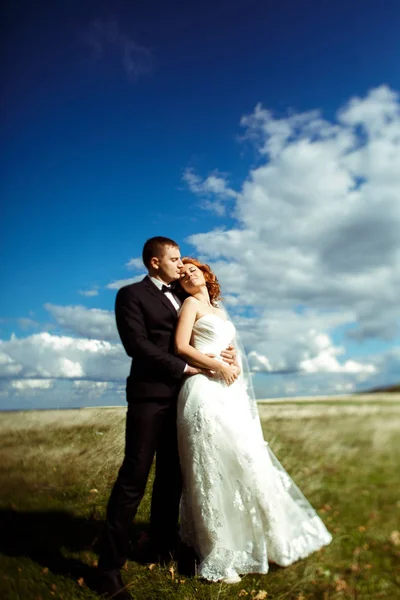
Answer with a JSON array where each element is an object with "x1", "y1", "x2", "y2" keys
[{"x1": 1, "y1": 401, "x2": 399, "y2": 600}]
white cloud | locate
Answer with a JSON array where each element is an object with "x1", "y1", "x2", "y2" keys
[
  {"x1": 0, "y1": 350, "x2": 23, "y2": 376},
  {"x1": 185, "y1": 85, "x2": 400, "y2": 388},
  {"x1": 126, "y1": 257, "x2": 144, "y2": 269},
  {"x1": 59, "y1": 357, "x2": 85, "y2": 378},
  {"x1": 106, "y1": 275, "x2": 145, "y2": 290},
  {"x1": 45, "y1": 304, "x2": 118, "y2": 341},
  {"x1": 0, "y1": 332, "x2": 129, "y2": 384},
  {"x1": 183, "y1": 167, "x2": 238, "y2": 215},
  {"x1": 78, "y1": 288, "x2": 99, "y2": 297},
  {"x1": 17, "y1": 318, "x2": 40, "y2": 330},
  {"x1": 0, "y1": 331, "x2": 130, "y2": 408},
  {"x1": 298, "y1": 332, "x2": 375, "y2": 375},
  {"x1": 252, "y1": 344, "x2": 400, "y2": 399},
  {"x1": 0, "y1": 377, "x2": 126, "y2": 410},
  {"x1": 338, "y1": 85, "x2": 400, "y2": 136},
  {"x1": 248, "y1": 351, "x2": 273, "y2": 373},
  {"x1": 252, "y1": 371, "x2": 360, "y2": 400},
  {"x1": 233, "y1": 309, "x2": 375, "y2": 375},
  {"x1": 12, "y1": 379, "x2": 53, "y2": 390},
  {"x1": 370, "y1": 345, "x2": 400, "y2": 382},
  {"x1": 72, "y1": 380, "x2": 122, "y2": 400}
]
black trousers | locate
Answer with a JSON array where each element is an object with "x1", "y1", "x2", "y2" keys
[{"x1": 98, "y1": 397, "x2": 182, "y2": 571}]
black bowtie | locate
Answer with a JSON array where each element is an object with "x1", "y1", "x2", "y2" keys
[{"x1": 161, "y1": 284, "x2": 172, "y2": 293}]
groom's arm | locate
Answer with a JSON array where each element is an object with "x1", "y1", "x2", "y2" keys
[{"x1": 115, "y1": 287, "x2": 186, "y2": 380}]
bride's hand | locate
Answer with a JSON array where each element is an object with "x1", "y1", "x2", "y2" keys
[
  {"x1": 220, "y1": 344, "x2": 236, "y2": 365},
  {"x1": 220, "y1": 345, "x2": 241, "y2": 375},
  {"x1": 218, "y1": 362, "x2": 238, "y2": 386}
]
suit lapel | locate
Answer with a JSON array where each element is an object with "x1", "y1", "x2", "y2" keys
[{"x1": 142, "y1": 276, "x2": 178, "y2": 319}]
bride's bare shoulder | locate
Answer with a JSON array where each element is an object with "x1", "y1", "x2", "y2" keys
[
  {"x1": 182, "y1": 296, "x2": 198, "y2": 306},
  {"x1": 180, "y1": 296, "x2": 199, "y2": 315}
]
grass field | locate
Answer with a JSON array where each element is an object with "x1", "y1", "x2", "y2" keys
[{"x1": 0, "y1": 396, "x2": 399, "y2": 599}]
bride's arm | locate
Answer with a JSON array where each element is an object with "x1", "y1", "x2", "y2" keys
[{"x1": 175, "y1": 298, "x2": 233, "y2": 377}]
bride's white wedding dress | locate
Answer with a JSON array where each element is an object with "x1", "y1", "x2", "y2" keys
[{"x1": 177, "y1": 314, "x2": 332, "y2": 581}]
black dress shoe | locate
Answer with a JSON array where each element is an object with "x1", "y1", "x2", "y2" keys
[
  {"x1": 97, "y1": 569, "x2": 132, "y2": 599},
  {"x1": 176, "y1": 541, "x2": 199, "y2": 576},
  {"x1": 132, "y1": 535, "x2": 176, "y2": 565},
  {"x1": 136, "y1": 543, "x2": 174, "y2": 565}
]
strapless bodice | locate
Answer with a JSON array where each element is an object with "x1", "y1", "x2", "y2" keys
[{"x1": 192, "y1": 314, "x2": 236, "y2": 357}]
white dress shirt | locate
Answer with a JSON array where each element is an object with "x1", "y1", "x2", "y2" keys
[{"x1": 149, "y1": 276, "x2": 182, "y2": 311}]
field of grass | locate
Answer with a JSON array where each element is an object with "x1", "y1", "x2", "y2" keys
[{"x1": 0, "y1": 396, "x2": 399, "y2": 599}]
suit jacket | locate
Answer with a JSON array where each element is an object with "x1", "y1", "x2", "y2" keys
[{"x1": 115, "y1": 276, "x2": 187, "y2": 400}]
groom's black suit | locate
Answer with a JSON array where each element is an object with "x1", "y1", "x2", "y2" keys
[{"x1": 98, "y1": 276, "x2": 187, "y2": 571}]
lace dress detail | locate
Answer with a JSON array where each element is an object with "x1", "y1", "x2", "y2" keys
[{"x1": 177, "y1": 314, "x2": 332, "y2": 581}]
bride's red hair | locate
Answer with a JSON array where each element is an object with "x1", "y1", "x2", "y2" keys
[{"x1": 181, "y1": 257, "x2": 222, "y2": 307}]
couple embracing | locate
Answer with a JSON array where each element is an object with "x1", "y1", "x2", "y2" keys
[{"x1": 97, "y1": 236, "x2": 332, "y2": 599}]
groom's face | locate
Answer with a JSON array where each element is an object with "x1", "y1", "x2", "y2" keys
[{"x1": 156, "y1": 245, "x2": 183, "y2": 283}]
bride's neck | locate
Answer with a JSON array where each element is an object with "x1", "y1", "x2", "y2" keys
[{"x1": 192, "y1": 289, "x2": 212, "y2": 307}]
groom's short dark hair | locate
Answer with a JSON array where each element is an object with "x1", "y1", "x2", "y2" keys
[{"x1": 142, "y1": 236, "x2": 180, "y2": 269}]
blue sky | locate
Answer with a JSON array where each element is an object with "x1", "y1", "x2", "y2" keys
[{"x1": 1, "y1": 0, "x2": 400, "y2": 409}]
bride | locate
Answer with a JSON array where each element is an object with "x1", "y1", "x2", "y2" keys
[{"x1": 174, "y1": 257, "x2": 332, "y2": 584}]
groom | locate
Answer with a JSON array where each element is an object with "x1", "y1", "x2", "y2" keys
[{"x1": 97, "y1": 236, "x2": 235, "y2": 599}]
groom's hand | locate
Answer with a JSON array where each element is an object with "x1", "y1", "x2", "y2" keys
[
  {"x1": 220, "y1": 345, "x2": 240, "y2": 376},
  {"x1": 185, "y1": 355, "x2": 220, "y2": 378},
  {"x1": 185, "y1": 365, "x2": 211, "y2": 376},
  {"x1": 204, "y1": 351, "x2": 239, "y2": 380},
  {"x1": 220, "y1": 345, "x2": 237, "y2": 366}
]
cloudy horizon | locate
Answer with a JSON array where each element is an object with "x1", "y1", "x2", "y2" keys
[{"x1": 2, "y1": 2, "x2": 399, "y2": 409}]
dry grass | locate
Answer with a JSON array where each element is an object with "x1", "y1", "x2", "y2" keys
[
  {"x1": 258, "y1": 393, "x2": 400, "y2": 403},
  {"x1": 0, "y1": 408, "x2": 126, "y2": 504},
  {"x1": 0, "y1": 398, "x2": 399, "y2": 599}
]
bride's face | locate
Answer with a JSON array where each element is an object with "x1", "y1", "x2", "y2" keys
[{"x1": 179, "y1": 263, "x2": 206, "y2": 294}]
